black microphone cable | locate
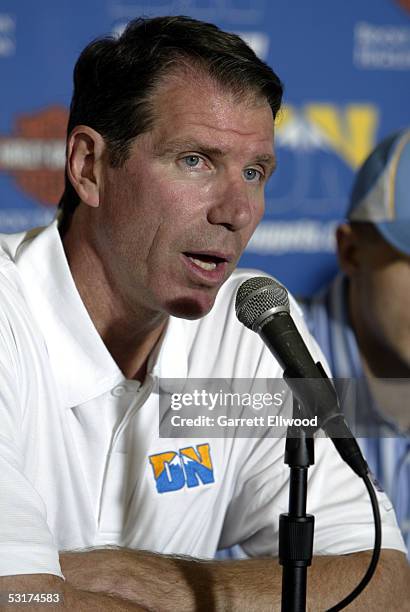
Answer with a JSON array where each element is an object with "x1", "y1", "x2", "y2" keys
[
  {"x1": 235, "y1": 276, "x2": 383, "y2": 611},
  {"x1": 325, "y1": 471, "x2": 381, "y2": 611}
]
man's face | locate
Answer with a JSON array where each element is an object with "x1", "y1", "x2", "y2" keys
[
  {"x1": 92, "y1": 75, "x2": 275, "y2": 319},
  {"x1": 351, "y1": 226, "x2": 410, "y2": 373}
]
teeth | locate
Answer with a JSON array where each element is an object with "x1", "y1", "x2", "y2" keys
[{"x1": 188, "y1": 256, "x2": 217, "y2": 271}]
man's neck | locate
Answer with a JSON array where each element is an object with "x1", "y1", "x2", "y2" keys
[
  {"x1": 347, "y1": 282, "x2": 410, "y2": 378},
  {"x1": 61, "y1": 216, "x2": 168, "y2": 382},
  {"x1": 347, "y1": 283, "x2": 410, "y2": 432},
  {"x1": 100, "y1": 318, "x2": 167, "y2": 381},
  {"x1": 361, "y1": 359, "x2": 410, "y2": 433}
]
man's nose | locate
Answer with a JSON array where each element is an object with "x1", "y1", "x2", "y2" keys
[{"x1": 207, "y1": 176, "x2": 258, "y2": 232}]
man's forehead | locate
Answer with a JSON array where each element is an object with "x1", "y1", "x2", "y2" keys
[
  {"x1": 151, "y1": 88, "x2": 273, "y2": 147},
  {"x1": 151, "y1": 68, "x2": 274, "y2": 130}
]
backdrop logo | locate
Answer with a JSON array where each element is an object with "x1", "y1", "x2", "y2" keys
[
  {"x1": 276, "y1": 103, "x2": 378, "y2": 169},
  {"x1": 354, "y1": 21, "x2": 410, "y2": 70},
  {"x1": 0, "y1": 13, "x2": 15, "y2": 56},
  {"x1": 277, "y1": 103, "x2": 378, "y2": 169},
  {"x1": 111, "y1": 0, "x2": 269, "y2": 28},
  {"x1": 149, "y1": 443, "x2": 215, "y2": 493},
  {"x1": 395, "y1": 1, "x2": 410, "y2": 15},
  {"x1": 0, "y1": 106, "x2": 68, "y2": 206}
]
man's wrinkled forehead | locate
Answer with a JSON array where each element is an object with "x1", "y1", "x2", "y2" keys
[
  {"x1": 145, "y1": 74, "x2": 273, "y2": 160},
  {"x1": 149, "y1": 61, "x2": 274, "y2": 132}
]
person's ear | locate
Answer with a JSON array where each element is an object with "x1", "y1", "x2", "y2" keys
[
  {"x1": 336, "y1": 223, "x2": 361, "y2": 276},
  {"x1": 66, "y1": 126, "x2": 106, "y2": 208}
]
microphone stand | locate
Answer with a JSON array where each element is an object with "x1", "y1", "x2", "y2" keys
[{"x1": 279, "y1": 395, "x2": 315, "y2": 612}]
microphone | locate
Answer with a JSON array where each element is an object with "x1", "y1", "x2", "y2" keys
[{"x1": 235, "y1": 276, "x2": 368, "y2": 477}]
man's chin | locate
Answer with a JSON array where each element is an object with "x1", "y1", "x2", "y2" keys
[{"x1": 165, "y1": 292, "x2": 217, "y2": 320}]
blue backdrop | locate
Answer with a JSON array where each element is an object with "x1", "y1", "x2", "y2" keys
[{"x1": 0, "y1": 0, "x2": 409, "y2": 295}]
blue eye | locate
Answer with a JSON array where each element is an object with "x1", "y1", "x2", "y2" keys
[
  {"x1": 184, "y1": 155, "x2": 200, "y2": 167},
  {"x1": 244, "y1": 168, "x2": 262, "y2": 182}
]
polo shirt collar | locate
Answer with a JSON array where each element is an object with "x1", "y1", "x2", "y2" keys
[{"x1": 14, "y1": 221, "x2": 188, "y2": 408}]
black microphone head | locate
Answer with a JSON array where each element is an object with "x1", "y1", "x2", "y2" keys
[{"x1": 235, "y1": 276, "x2": 290, "y2": 331}]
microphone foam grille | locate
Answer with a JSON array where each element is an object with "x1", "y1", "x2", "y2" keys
[{"x1": 235, "y1": 276, "x2": 289, "y2": 329}]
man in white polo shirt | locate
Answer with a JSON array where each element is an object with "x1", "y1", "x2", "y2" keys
[{"x1": 0, "y1": 15, "x2": 408, "y2": 611}]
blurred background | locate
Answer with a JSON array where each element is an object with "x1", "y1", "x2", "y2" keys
[{"x1": 0, "y1": 0, "x2": 409, "y2": 296}]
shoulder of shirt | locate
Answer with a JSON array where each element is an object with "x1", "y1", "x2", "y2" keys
[
  {"x1": 0, "y1": 227, "x2": 43, "y2": 265},
  {"x1": 0, "y1": 227, "x2": 43, "y2": 303}
]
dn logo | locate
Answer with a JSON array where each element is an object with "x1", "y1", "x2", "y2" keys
[{"x1": 149, "y1": 443, "x2": 215, "y2": 494}]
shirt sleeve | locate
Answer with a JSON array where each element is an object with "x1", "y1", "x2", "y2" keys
[
  {"x1": 218, "y1": 430, "x2": 406, "y2": 558},
  {"x1": 0, "y1": 276, "x2": 63, "y2": 578}
]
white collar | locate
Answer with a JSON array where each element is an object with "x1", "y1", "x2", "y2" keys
[{"x1": 14, "y1": 221, "x2": 188, "y2": 407}]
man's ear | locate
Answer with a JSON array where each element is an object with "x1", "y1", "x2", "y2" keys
[
  {"x1": 66, "y1": 126, "x2": 106, "y2": 208},
  {"x1": 336, "y1": 223, "x2": 361, "y2": 276}
]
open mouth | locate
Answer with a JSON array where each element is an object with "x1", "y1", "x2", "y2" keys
[{"x1": 184, "y1": 252, "x2": 227, "y2": 271}]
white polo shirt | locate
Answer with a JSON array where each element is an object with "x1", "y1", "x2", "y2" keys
[{"x1": 0, "y1": 222, "x2": 405, "y2": 578}]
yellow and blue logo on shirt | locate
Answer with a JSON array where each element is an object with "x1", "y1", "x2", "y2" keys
[{"x1": 149, "y1": 443, "x2": 215, "y2": 493}]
